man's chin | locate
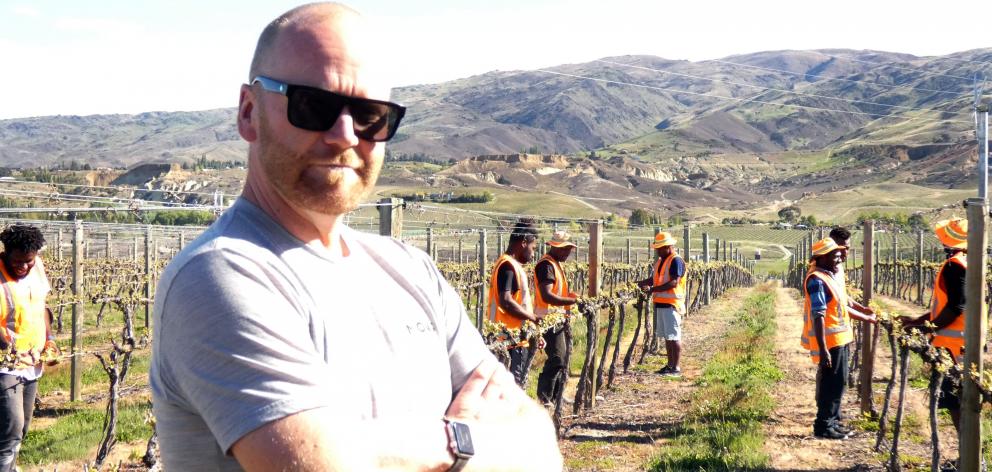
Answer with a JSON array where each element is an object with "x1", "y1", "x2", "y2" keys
[{"x1": 293, "y1": 186, "x2": 369, "y2": 216}]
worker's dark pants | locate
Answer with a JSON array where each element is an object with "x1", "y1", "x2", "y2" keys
[
  {"x1": 537, "y1": 327, "x2": 567, "y2": 403},
  {"x1": 814, "y1": 344, "x2": 848, "y2": 433},
  {"x1": 0, "y1": 374, "x2": 37, "y2": 472},
  {"x1": 508, "y1": 347, "x2": 529, "y2": 386}
]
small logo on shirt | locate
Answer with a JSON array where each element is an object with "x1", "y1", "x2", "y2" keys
[{"x1": 406, "y1": 321, "x2": 438, "y2": 335}]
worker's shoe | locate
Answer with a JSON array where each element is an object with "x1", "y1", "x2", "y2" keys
[
  {"x1": 813, "y1": 427, "x2": 849, "y2": 440},
  {"x1": 831, "y1": 422, "x2": 852, "y2": 435}
]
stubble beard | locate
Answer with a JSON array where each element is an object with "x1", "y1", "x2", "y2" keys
[{"x1": 256, "y1": 116, "x2": 382, "y2": 216}]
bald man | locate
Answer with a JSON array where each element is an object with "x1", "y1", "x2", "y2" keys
[{"x1": 149, "y1": 4, "x2": 561, "y2": 471}]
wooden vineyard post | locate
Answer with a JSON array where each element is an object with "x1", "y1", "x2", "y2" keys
[
  {"x1": 105, "y1": 232, "x2": 111, "y2": 258},
  {"x1": 960, "y1": 198, "x2": 987, "y2": 471},
  {"x1": 144, "y1": 225, "x2": 152, "y2": 329},
  {"x1": 703, "y1": 233, "x2": 711, "y2": 305},
  {"x1": 891, "y1": 231, "x2": 898, "y2": 297},
  {"x1": 587, "y1": 221, "x2": 604, "y2": 408},
  {"x1": 916, "y1": 230, "x2": 924, "y2": 305},
  {"x1": 626, "y1": 238, "x2": 631, "y2": 264},
  {"x1": 378, "y1": 197, "x2": 403, "y2": 239},
  {"x1": 683, "y1": 224, "x2": 690, "y2": 260},
  {"x1": 874, "y1": 239, "x2": 880, "y2": 289},
  {"x1": 476, "y1": 230, "x2": 487, "y2": 328},
  {"x1": 70, "y1": 219, "x2": 84, "y2": 402},
  {"x1": 57, "y1": 228, "x2": 63, "y2": 261},
  {"x1": 179, "y1": 231, "x2": 186, "y2": 253},
  {"x1": 859, "y1": 220, "x2": 875, "y2": 415},
  {"x1": 426, "y1": 227, "x2": 434, "y2": 261}
]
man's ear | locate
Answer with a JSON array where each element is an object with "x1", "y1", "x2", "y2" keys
[{"x1": 238, "y1": 84, "x2": 258, "y2": 142}]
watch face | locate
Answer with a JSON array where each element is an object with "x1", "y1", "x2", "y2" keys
[{"x1": 452, "y1": 422, "x2": 475, "y2": 456}]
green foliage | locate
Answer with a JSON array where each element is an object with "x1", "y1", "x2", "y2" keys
[
  {"x1": 605, "y1": 213, "x2": 628, "y2": 229},
  {"x1": 777, "y1": 205, "x2": 801, "y2": 223},
  {"x1": 18, "y1": 168, "x2": 87, "y2": 185},
  {"x1": 183, "y1": 154, "x2": 244, "y2": 171},
  {"x1": 386, "y1": 151, "x2": 444, "y2": 164},
  {"x1": 855, "y1": 210, "x2": 927, "y2": 232},
  {"x1": 798, "y1": 214, "x2": 818, "y2": 228},
  {"x1": 390, "y1": 191, "x2": 494, "y2": 204},
  {"x1": 630, "y1": 208, "x2": 665, "y2": 227}
]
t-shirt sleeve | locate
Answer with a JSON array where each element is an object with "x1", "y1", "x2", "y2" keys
[
  {"x1": 429, "y1": 257, "x2": 495, "y2": 393},
  {"x1": 670, "y1": 257, "x2": 686, "y2": 279},
  {"x1": 153, "y1": 251, "x2": 336, "y2": 454},
  {"x1": 806, "y1": 277, "x2": 832, "y2": 317},
  {"x1": 535, "y1": 260, "x2": 556, "y2": 286},
  {"x1": 496, "y1": 263, "x2": 519, "y2": 294}
]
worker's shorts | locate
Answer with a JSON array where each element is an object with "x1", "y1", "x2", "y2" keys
[
  {"x1": 937, "y1": 376, "x2": 960, "y2": 411},
  {"x1": 654, "y1": 305, "x2": 682, "y2": 341}
]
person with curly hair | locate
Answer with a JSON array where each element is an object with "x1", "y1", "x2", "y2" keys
[{"x1": 0, "y1": 224, "x2": 57, "y2": 472}]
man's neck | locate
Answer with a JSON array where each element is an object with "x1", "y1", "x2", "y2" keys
[{"x1": 242, "y1": 180, "x2": 347, "y2": 255}]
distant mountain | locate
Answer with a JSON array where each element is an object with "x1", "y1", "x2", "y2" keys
[
  {"x1": 0, "y1": 109, "x2": 241, "y2": 169},
  {"x1": 389, "y1": 48, "x2": 986, "y2": 160},
  {"x1": 1, "y1": 48, "x2": 986, "y2": 169}
]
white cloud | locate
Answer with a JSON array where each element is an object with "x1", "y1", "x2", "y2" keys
[
  {"x1": 53, "y1": 17, "x2": 143, "y2": 35},
  {"x1": 11, "y1": 5, "x2": 39, "y2": 17}
]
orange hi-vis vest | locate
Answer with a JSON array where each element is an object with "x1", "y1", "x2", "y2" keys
[
  {"x1": 652, "y1": 253, "x2": 686, "y2": 314},
  {"x1": 0, "y1": 257, "x2": 50, "y2": 354},
  {"x1": 533, "y1": 255, "x2": 571, "y2": 317},
  {"x1": 487, "y1": 254, "x2": 532, "y2": 330},
  {"x1": 930, "y1": 252, "x2": 967, "y2": 362},
  {"x1": 801, "y1": 269, "x2": 853, "y2": 364}
]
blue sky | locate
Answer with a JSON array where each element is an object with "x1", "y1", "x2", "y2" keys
[{"x1": 0, "y1": 0, "x2": 987, "y2": 119}]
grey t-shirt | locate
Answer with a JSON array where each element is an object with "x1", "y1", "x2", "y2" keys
[{"x1": 150, "y1": 198, "x2": 492, "y2": 470}]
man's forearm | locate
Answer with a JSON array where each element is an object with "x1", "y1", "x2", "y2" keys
[
  {"x1": 651, "y1": 279, "x2": 679, "y2": 293},
  {"x1": 234, "y1": 412, "x2": 453, "y2": 472},
  {"x1": 930, "y1": 307, "x2": 960, "y2": 331},
  {"x1": 499, "y1": 296, "x2": 537, "y2": 322},
  {"x1": 234, "y1": 402, "x2": 562, "y2": 471},
  {"x1": 813, "y1": 316, "x2": 828, "y2": 360},
  {"x1": 539, "y1": 285, "x2": 576, "y2": 306}
]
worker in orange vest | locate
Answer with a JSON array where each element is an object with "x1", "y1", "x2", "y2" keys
[
  {"x1": 487, "y1": 219, "x2": 539, "y2": 386},
  {"x1": 900, "y1": 218, "x2": 968, "y2": 436},
  {"x1": 802, "y1": 237, "x2": 876, "y2": 439},
  {"x1": 828, "y1": 226, "x2": 874, "y2": 318},
  {"x1": 637, "y1": 232, "x2": 686, "y2": 377},
  {"x1": 534, "y1": 231, "x2": 579, "y2": 405},
  {"x1": 0, "y1": 224, "x2": 58, "y2": 471}
]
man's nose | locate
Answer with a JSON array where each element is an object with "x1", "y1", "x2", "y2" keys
[{"x1": 322, "y1": 106, "x2": 360, "y2": 148}]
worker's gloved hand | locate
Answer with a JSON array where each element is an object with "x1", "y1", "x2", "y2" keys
[{"x1": 41, "y1": 340, "x2": 61, "y2": 366}]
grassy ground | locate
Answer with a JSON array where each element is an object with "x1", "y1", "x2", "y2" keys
[
  {"x1": 19, "y1": 302, "x2": 152, "y2": 469},
  {"x1": 20, "y1": 400, "x2": 152, "y2": 466},
  {"x1": 648, "y1": 286, "x2": 781, "y2": 471}
]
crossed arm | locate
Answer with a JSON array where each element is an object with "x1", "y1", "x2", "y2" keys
[{"x1": 231, "y1": 359, "x2": 563, "y2": 471}]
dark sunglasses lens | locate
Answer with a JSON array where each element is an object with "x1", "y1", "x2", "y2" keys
[
  {"x1": 349, "y1": 101, "x2": 398, "y2": 141},
  {"x1": 287, "y1": 87, "x2": 345, "y2": 131}
]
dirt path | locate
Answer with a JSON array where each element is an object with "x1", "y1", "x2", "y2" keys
[
  {"x1": 763, "y1": 286, "x2": 958, "y2": 471},
  {"x1": 558, "y1": 287, "x2": 752, "y2": 471}
]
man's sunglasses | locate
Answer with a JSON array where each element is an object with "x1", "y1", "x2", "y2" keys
[{"x1": 251, "y1": 76, "x2": 406, "y2": 142}]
